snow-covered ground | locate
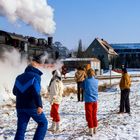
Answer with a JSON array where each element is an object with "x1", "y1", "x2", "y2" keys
[
  {"x1": 0, "y1": 50, "x2": 140, "y2": 140},
  {"x1": 0, "y1": 77, "x2": 140, "y2": 140}
]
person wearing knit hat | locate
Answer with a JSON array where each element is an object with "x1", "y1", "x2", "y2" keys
[
  {"x1": 82, "y1": 68, "x2": 98, "y2": 136},
  {"x1": 32, "y1": 56, "x2": 41, "y2": 63},
  {"x1": 119, "y1": 67, "x2": 131, "y2": 114},
  {"x1": 32, "y1": 53, "x2": 45, "y2": 64},
  {"x1": 47, "y1": 69, "x2": 64, "y2": 133}
]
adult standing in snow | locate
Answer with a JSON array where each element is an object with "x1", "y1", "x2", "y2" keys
[
  {"x1": 75, "y1": 66, "x2": 86, "y2": 101},
  {"x1": 82, "y1": 68, "x2": 98, "y2": 136},
  {"x1": 13, "y1": 55, "x2": 48, "y2": 140},
  {"x1": 119, "y1": 67, "x2": 131, "y2": 114},
  {"x1": 48, "y1": 70, "x2": 64, "y2": 132},
  {"x1": 61, "y1": 65, "x2": 67, "y2": 79}
]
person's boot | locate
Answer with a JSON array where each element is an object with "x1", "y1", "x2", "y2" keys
[
  {"x1": 48, "y1": 121, "x2": 56, "y2": 131},
  {"x1": 55, "y1": 122, "x2": 60, "y2": 133},
  {"x1": 93, "y1": 127, "x2": 97, "y2": 134},
  {"x1": 88, "y1": 128, "x2": 93, "y2": 136}
]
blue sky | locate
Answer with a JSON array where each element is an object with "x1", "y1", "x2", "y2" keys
[{"x1": 1, "y1": 0, "x2": 140, "y2": 49}]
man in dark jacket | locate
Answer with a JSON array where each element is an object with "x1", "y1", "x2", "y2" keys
[{"x1": 13, "y1": 56, "x2": 48, "y2": 140}]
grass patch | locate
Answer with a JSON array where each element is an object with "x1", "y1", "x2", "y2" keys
[
  {"x1": 98, "y1": 83, "x2": 109, "y2": 92},
  {"x1": 63, "y1": 86, "x2": 77, "y2": 97}
]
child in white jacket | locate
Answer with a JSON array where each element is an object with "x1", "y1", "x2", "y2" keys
[{"x1": 48, "y1": 70, "x2": 64, "y2": 132}]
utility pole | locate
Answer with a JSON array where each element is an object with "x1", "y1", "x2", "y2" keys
[{"x1": 109, "y1": 64, "x2": 112, "y2": 87}]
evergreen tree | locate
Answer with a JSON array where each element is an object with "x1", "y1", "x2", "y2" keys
[{"x1": 77, "y1": 39, "x2": 83, "y2": 58}]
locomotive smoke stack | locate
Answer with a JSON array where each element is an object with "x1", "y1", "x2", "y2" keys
[{"x1": 48, "y1": 36, "x2": 53, "y2": 47}]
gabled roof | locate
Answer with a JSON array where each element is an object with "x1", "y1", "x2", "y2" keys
[
  {"x1": 96, "y1": 38, "x2": 118, "y2": 55},
  {"x1": 86, "y1": 37, "x2": 118, "y2": 55}
]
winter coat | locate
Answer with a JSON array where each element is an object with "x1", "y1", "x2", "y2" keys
[
  {"x1": 75, "y1": 70, "x2": 86, "y2": 82},
  {"x1": 82, "y1": 77, "x2": 98, "y2": 103},
  {"x1": 48, "y1": 77, "x2": 63, "y2": 105},
  {"x1": 13, "y1": 65, "x2": 43, "y2": 109},
  {"x1": 119, "y1": 73, "x2": 131, "y2": 90}
]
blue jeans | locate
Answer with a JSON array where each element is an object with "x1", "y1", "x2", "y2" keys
[{"x1": 14, "y1": 109, "x2": 48, "y2": 140}]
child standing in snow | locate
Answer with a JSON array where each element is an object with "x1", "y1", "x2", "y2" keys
[
  {"x1": 82, "y1": 68, "x2": 98, "y2": 136},
  {"x1": 48, "y1": 70, "x2": 64, "y2": 132}
]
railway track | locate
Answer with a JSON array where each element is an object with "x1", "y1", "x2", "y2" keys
[{"x1": 62, "y1": 74, "x2": 140, "y2": 83}]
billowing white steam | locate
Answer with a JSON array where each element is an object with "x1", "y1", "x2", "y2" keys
[
  {"x1": 0, "y1": 49, "x2": 27, "y2": 105},
  {"x1": 0, "y1": 0, "x2": 56, "y2": 34},
  {"x1": 0, "y1": 49, "x2": 63, "y2": 105}
]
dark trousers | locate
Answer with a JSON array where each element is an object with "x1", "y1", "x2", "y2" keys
[
  {"x1": 120, "y1": 89, "x2": 130, "y2": 113},
  {"x1": 15, "y1": 109, "x2": 48, "y2": 140},
  {"x1": 77, "y1": 82, "x2": 83, "y2": 101}
]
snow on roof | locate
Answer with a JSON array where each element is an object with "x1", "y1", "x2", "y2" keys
[
  {"x1": 61, "y1": 57, "x2": 100, "y2": 62},
  {"x1": 97, "y1": 38, "x2": 118, "y2": 55}
]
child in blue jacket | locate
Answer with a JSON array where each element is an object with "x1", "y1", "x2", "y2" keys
[{"x1": 82, "y1": 68, "x2": 98, "y2": 136}]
